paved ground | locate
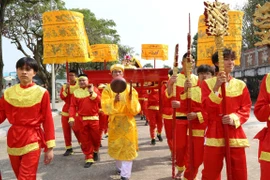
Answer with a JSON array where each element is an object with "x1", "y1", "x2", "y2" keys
[{"x1": 0, "y1": 101, "x2": 265, "y2": 180}]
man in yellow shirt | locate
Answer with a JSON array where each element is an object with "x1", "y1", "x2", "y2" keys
[{"x1": 101, "y1": 64, "x2": 141, "y2": 180}]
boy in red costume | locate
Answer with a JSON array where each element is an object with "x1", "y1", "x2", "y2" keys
[
  {"x1": 0, "y1": 57, "x2": 55, "y2": 179},
  {"x1": 69, "y1": 74, "x2": 101, "y2": 168},
  {"x1": 166, "y1": 53, "x2": 198, "y2": 179},
  {"x1": 60, "y1": 70, "x2": 81, "y2": 156},
  {"x1": 147, "y1": 82, "x2": 163, "y2": 145},
  {"x1": 254, "y1": 73, "x2": 270, "y2": 180},
  {"x1": 201, "y1": 49, "x2": 251, "y2": 180},
  {"x1": 183, "y1": 64, "x2": 214, "y2": 179}
]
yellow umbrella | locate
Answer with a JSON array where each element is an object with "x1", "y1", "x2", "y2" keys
[
  {"x1": 90, "y1": 44, "x2": 119, "y2": 69},
  {"x1": 141, "y1": 44, "x2": 168, "y2": 68},
  {"x1": 42, "y1": 10, "x2": 93, "y2": 83},
  {"x1": 197, "y1": 11, "x2": 244, "y2": 66}
]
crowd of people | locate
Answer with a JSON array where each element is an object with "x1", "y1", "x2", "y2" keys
[{"x1": 0, "y1": 48, "x2": 270, "y2": 180}]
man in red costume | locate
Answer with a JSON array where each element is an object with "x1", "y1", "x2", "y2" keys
[
  {"x1": 201, "y1": 49, "x2": 251, "y2": 180},
  {"x1": 147, "y1": 82, "x2": 163, "y2": 145},
  {"x1": 98, "y1": 83, "x2": 108, "y2": 147},
  {"x1": 166, "y1": 53, "x2": 198, "y2": 179},
  {"x1": 0, "y1": 57, "x2": 55, "y2": 180},
  {"x1": 60, "y1": 70, "x2": 81, "y2": 156},
  {"x1": 162, "y1": 70, "x2": 173, "y2": 152},
  {"x1": 183, "y1": 64, "x2": 214, "y2": 180},
  {"x1": 254, "y1": 73, "x2": 270, "y2": 180},
  {"x1": 69, "y1": 74, "x2": 101, "y2": 168}
]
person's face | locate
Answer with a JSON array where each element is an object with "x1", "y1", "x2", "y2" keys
[
  {"x1": 79, "y1": 77, "x2": 88, "y2": 88},
  {"x1": 69, "y1": 72, "x2": 76, "y2": 82},
  {"x1": 182, "y1": 58, "x2": 195, "y2": 70},
  {"x1": 112, "y1": 70, "x2": 123, "y2": 79},
  {"x1": 17, "y1": 65, "x2": 36, "y2": 86},
  {"x1": 223, "y1": 56, "x2": 235, "y2": 73},
  {"x1": 198, "y1": 72, "x2": 212, "y2": 81}
]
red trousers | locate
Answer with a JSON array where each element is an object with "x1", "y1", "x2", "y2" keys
[
  {"x1": 139, "y1": 100, "x2": 148, "y2": 116},
  {"x1": 80, "y1": 119, "x2": 100, "y2": 161},
  {"x1": 184, "y1": 136, "x2": 204, "y2": 179},
  {"x1": 61, "y1": 115, "x2": 81, "y2": 149},
  {"x1": 147, "y1": 109, "x2": 163, "y2": 139},
  {"x1": 175, "y1": 121, "x2": 188, "y2": 171},
  {"x1": 99, "y1": 112, "x2": 108, "y2": 138},
  {"x1": 260, "y1": 161, "x2": 270, "y2": 180},
  {"x1": 163, "y1": 118, "x2": 173, "y2": 151},
  {"x1": 202, "y1": 146, "x2": 247, "y2": 180},
  {"x1": 9, "y1": 149, "x2": 41, "y2": 180}
]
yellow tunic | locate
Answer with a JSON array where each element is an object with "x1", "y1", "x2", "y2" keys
[{"x1": 101, "y1": 84, "x2": 141, "y2": 160}]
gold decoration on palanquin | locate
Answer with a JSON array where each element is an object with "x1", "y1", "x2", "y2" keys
[{"x1": 253, "y1": 2, "x2": 270, "y2": 46}]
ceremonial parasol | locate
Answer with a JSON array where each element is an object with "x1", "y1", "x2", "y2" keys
[
  {"x1": 141, "y1": 44, "x2": 168, "y2": 68},
  {"x1": 91, "y1": 44, "x2": 119, "y2": 69},
  {"x1": 43, "y1": 10, "x2": 92, "y2": 81}
]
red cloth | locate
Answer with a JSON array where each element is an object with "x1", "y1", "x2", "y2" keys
[
  {"x1": 254, "y1": 73, "x2": 270, "y2": 179},
  {"x1": 202, "y1": 146, "x2": 246, "y2": 180},
  {"x1": 9, "y1": 149, "x2": 41, "y2": 180},
  {"x1": 0, "y1": 84, "x2": 55, "y2": 152}
]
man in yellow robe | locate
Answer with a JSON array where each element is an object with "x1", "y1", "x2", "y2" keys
[{"x1": 101, "y1": 64, "x2": 141, "y2": 180}]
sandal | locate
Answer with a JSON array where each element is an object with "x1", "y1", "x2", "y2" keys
[{"x1": 175, "y1": 171, "x2": 183, "y2": 180}]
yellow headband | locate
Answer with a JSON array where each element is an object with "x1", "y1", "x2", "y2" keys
[
  {"x1": 78, "y1": 76, "x2": 88, "y2": 80},
  {"x1": 110, "y1": 64, "x2": 125, "y2": 72}
]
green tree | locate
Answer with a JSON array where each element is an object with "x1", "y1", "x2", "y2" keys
[
  {"x1": 163, "y1": 65, "x2": 171, "y2": 69},
  {"x1": 241, "y1": 0, "x2": 267, "y2": 50},
  {"x1": 143, "y1": 63, "x2": 153, "y2": 68},
  {"x1": 2, "y1": 0, "x2": 65, "y2": 94}
]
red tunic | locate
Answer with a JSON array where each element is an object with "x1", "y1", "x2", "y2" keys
[
  {"x1": 254, "y1": 73, "x2": 270, "y2": 163},
  {"x1": 202, "y1": 77, "x2": 251, "y2": 147},
  {"x1": 0, "y1": 83, "x2": 55, "y2": 155}
]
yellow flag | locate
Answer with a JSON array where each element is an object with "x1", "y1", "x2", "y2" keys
[{"x1": 141, "y1": 44, "x2": 168, "y2": 60}]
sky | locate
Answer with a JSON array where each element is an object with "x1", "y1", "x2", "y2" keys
[{"x1": 2, "y1": 0, "x2": 247, "y2": 73}]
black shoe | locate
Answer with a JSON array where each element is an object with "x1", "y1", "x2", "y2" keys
[
  {"x1": 145, "y1": 121, "x2": 148, "y2": 126},
  {"x1": 120, "y1": 177, "x2": 129, "y2": 180},
  {"x1": 117, "y1": 169, "x2": 121, "y2": 175},
  {"x1": 93, "y1": 152, "x2": 99, "y2": 161},
  {"x1": 151, "y1": 139, "x2": 156, "y2": 145},
  {"x1": 157, "y1": 134, "x2": 163, "y2": 142},
  {"x1": 63, "y1": 148, "x2": 74, "y2": 156},
  {"x1": 84, "y1": 162, "x2": 93, "y2": 168}
]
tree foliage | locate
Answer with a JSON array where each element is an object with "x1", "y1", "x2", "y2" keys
[
  {"x1": 241, "y1": 0, "x2": 267, "y2": 50},
  {"x1": 1, "y1": 1, "x2": 132, "y2": 95}
]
